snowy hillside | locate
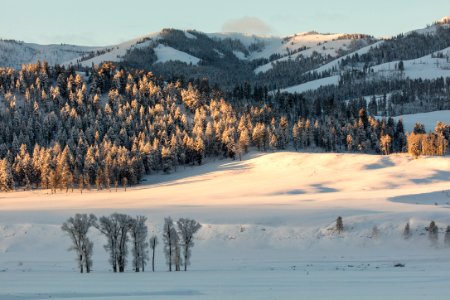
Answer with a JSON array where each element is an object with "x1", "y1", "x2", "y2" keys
[
  {"x1": 279, "y1": 75, "x2": 339, "y2": 94},
  {"x1": 254, "y1": 32, "x2": 374, "y2": 73},
  {"x1": 63, "y1": 33, "x2": 160, "y2": 67},
  {"x1": 0, "y1": 40, "x2": 96, "y2": 68},
  {"x1": 386, "y1": 110, "x2": 450, "y2": 132},
  {"x1": 371, "y1": 47, "x2": 450, "y2": 80},
  {"x1": 1, "y1": 152, "x2": 450, "y2": 299}
]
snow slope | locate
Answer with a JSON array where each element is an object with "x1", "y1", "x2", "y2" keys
[
  {"x1": 1, "y1": 152, "x2": 450, "y2": 299},
  {"x1": 371, "y1": 47, "x2": 450, "y2": 80},
  {"x1": 64, "y1": 34, "x2": 159, "y2": 67},
  {"x1": 254, "y1": 33, "x2": 374, "y2": 74},
  {"x1": 279, "y1": 75, "x2": 339, "y2": 94},
  {"x1": 0, "y1": 40, "x2": 96, "y2": 69},
  {"x1": 154, "y1": 44, "x2": 200, "y2": 65}
]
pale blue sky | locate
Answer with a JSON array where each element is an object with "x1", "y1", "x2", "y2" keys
[{"x1": 1, "y1": 0, "x2": 449, "y2": 46}]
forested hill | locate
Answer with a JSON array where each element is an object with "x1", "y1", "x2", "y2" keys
[
  {"x1": 0, "y1": 61, "x2": 448, "y2": 191},
  {"x1": 1, "y1": 17, "x2": 449, "y2": 94}
]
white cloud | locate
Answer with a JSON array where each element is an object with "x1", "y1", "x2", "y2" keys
[{"x1": 222, "y1": 16, "x2": 274, "y2": 35}]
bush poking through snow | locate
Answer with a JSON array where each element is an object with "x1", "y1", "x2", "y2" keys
[
  {"x1": 371, "y1": 225, "x2": 379, "y2": 239},
  {"x1": 444, "y1": 226, "x2": 450, "y2": 247},
  {"x1": 336, "y1": 216, "x2": 344, "y2": 234},
  {"x1": 427, "y1": 221, "x2": 439, "y2": 247},
  {"x1": 403, "y1": 222, "x2": 412, "y2": 240}
]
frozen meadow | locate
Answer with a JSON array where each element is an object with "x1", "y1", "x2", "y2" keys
[{"x1": 1, "y1": 152, "x2": 450, "y2": 299}]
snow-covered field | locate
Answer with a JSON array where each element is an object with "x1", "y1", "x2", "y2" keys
[{"x1": 1, "y1": 152, "x2": 450, "y2": 299}]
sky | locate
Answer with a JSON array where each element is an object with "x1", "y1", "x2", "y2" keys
[{"x1": 1, "y1": 0, "x2": 450, "y2": 46}]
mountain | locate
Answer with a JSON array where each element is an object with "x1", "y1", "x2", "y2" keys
[
  {"x1": 0, "y1": 17, "x2": 450, "y2": 93},
  {"x1": 0, "y1": 39, "x2": 97, "y2": 69}
]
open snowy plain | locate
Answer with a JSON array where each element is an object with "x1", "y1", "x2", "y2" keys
[{"x1": 1, "y1": 152, "x2": 450, "y2": 299}]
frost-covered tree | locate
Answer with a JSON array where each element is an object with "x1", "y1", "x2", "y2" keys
[
  {"x1": 162, "y1": 217, "x2": 179, "y2": 272},
  {"x1": 61, "y1": 214, "x2": 97, "y2": 273},
  {"x1": 403, "y1": 222, "x2": 412, "y2": 240},
  {"x1": 177, "y1": 218, "x2": 201, "y2": 271},
  {"x1": 130, "y1": 216, "x2": 149, "y2": 272},
  {"x1": 336, "y1": 216, "x2": 344, "y2": 234},
  {"x1": 149, "y1": 235, "x2": 158, "y2": 272},
  {"x1": 97, "y1": 213, "x2": 131, "y2": 272},
  {"x1": 444, "y1": 226, "x2": 450, "y2": 247},
  {"x1": 0, "y1": 159, "x2": 14, "y2": 191},
  {"x1": 428, "y1": 221, "x2": 439, "y2": 246}
]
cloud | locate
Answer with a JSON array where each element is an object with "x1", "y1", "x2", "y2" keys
[{"x1": 222, "y1": 16, "x2": 274, "y2": 35}]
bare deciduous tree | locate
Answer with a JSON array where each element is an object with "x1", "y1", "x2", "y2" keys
[
  {"x1": 177, "y1": 218, "x2": 202, "y2": 271},
  {"x1": 336, "y1": 216, "x2": 344, "y2": 234},
  {"x1": 97, "y1": 213, "x2": 131, "y2": 272},
  {"x1": 149, "y1": 235, "x2": 158, "y2": 272},
  {"x1": 130, "y1": 216, "x2": 149, "y2": 272},
  {"x1": 61, "y1": 214, "x2": 97, "y2": 273},
  {"x1": 162, "y1": 217, "x2": 179, "y2": 272}
]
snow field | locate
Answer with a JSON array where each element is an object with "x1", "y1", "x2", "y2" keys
[{"x1": 1, "y1": 152, "x2": 450, "y2": 298}]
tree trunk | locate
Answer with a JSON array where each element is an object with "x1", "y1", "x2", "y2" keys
[
  {"x1": 79, "y1": 254, "x2": 83, "y2": 273},
  {"x1": 152, "y1": 248, "x2": 155, "y2": 272}
]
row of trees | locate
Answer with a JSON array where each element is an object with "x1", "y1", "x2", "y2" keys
[
  {"x1": 336, "y1": 217, "x2": 450, "y2": 246},
  {"x1": 61, "y1": 213, "x2": 201, "y2": 273}
]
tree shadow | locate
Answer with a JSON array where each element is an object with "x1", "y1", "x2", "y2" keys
[
  {"x1": 409, "y1": 170, "x2": 450, "y2": 184},
  {"x1": 364, "y1": 157, "x2": 395, "y2": 170}
]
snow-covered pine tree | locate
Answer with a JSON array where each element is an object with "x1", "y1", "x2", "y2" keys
[{"x1": 0, "y1": 158, "x2": 15, "y2": 191}]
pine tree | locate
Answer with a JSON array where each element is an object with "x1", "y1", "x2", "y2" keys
[{"x1": 0, "y1": 159, "x2": 15, "y2": 191}]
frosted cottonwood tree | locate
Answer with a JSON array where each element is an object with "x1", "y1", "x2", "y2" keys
[
  {"x1": 177, "y1": 218, "x2": 202, "y2": 271},
  {"x1": 61, "y1": 214, "x2": 97, "y2": 273},
  {"x1": 162, "y1": 217, "x2": 179, "y2": 272},
  {"x1": 149, "y1": 235, "x2": 158, "y2": 272},
  {"x1": 97, "y1": 213, "x2": 132, "y2": 272},
  {"x1": 130, "y1": 216, "x2": 149, "y2": 272}
]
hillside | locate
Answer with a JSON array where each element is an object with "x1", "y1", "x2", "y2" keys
[
  {"x1": 0, "y1": 39, "x2": 97, "y2": 68},
  {"x1": 1, "y1": 152, "x2": 450, "y2": 299},
  {"x1": 2, "y1": 18, "x2": 450, "y2": 95}
]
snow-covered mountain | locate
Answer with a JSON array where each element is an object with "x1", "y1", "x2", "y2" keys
[
  {"x1": 0, "y1": 39, "x2": 97, "y2": 69},
  {"x1": 1, "y1": 16, "x2": 450, "y2": 93}
]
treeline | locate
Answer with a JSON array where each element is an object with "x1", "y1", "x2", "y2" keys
[
  {"x1": 340, "y1": 26, "x2": 450, "y2": 68},
  {"x1": 0, "y1": 61, "x2": 448, "y2": 192},
  {"x1": 335, "y1": 216, "x2": 450, "y2": 248},
  {"x1": 61, "y1": 213, "x2": 201, "y2": 273}
]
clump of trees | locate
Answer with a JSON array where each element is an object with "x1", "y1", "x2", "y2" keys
[{"x1": 61, "y1": 213, "x2": 201, "y2": 273}]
